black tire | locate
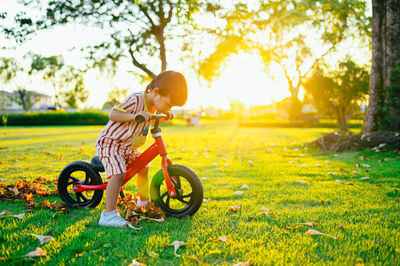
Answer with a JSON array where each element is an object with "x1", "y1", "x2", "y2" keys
[
  {"x1": 58, "y1": 161, "x2": 104, "y2": 208},
  {"x1": 150, "y1": 164, "x2": 203, "y2": 217}
]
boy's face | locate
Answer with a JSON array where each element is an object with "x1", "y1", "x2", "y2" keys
[{"x1": 153, "y1": 91, "x2": 173, "y2": 113}]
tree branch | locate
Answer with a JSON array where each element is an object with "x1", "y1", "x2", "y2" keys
[
  {"x1": 128, "y1": 47, "x2": 156, "y2": 79},
  {"x1": 138, "y1": 3, "x2": 156, "y2": 27}
]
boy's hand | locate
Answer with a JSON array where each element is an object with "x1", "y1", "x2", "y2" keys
[
  {"x1": 164, "y1": 111, "x2": 173, "y2": 120},
  {"x1": 135, "y1": 111, "x2": 151, "y2": 122}
]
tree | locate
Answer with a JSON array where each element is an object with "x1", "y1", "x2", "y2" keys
[
  {"x1": 363, "y1": 0, "x2": 400, "y2": 132},
  {"x1": 28, "y1": 54, "x2": 89, "y2": 108},
  {"x1": 0, "y1": 57, "x2": 39, "y2": 111},
  {"x1": 304, "y1": 59, "x2": 369, "y2": 132},
  {"x1": 198, "y1": 1, "x2": 370, "y2": 119},
  {"x1": 12, "y1": 87, "x2": 40, "y2": 111},
  {"x1": 59, "y1": 66, "x2": 89, "y2": 109},
  {"x1": 102, "y1": 86, "x2": 129, "y2": 109},
  {"x1": 3, "y1": 0, "x2": 201, "y2": 79},
  {"x1": 28, "y1": 53, "x2": 64, "y2": 106}
]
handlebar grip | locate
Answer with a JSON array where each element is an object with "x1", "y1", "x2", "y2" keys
[{"x1": 135, "y1": 114, "x2": 145, "y2": 123}]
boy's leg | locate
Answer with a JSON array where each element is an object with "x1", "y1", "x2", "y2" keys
[
  {"x1": 105, "y1": 173, "x2": 125, "y2": 212},
  {"x1": 137, "y1": 165, "x2": 149, "y2": 201}
]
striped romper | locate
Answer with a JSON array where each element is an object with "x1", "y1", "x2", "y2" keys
[{"x1": 96, "y1": 92, "x2": 152, "y2": 178}]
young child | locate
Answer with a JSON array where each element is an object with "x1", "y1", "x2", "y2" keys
[{"x1": 96, "y1": 71, "x2": 188, "y2": 227}]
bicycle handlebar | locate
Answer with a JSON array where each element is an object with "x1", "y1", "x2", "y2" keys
[{"x1": 135, "y1": 113, "x2": 169, "y2": 123}]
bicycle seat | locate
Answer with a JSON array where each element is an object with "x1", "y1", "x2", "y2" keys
[{"x1": 90, "y1": 156, "x2": 105, "y2": 172}]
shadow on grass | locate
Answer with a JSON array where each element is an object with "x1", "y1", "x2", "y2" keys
[{"x1": 0, "y1": 198, "x2": 194, "y2": 265}]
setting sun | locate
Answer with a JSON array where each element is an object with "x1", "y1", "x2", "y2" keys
[{"x1": 197, "y1": 52, "x2": 289, "y2": 109}]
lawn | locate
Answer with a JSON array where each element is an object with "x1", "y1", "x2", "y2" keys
[{"x1": 0, "y1": 122, "x2": 399, "y2": 265}]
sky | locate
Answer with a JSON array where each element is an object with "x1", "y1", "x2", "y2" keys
[{"x1": 0, "y1": 1, "x2": 371, "y2": 111}]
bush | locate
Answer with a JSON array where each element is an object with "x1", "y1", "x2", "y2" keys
[{"x1": 3, "y1": 111, "x2": 109, "y2": 126}]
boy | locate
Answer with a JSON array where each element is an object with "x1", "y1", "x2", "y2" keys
[{"x1": 96, "y1": 71, "x2": 188, "y2": 227}]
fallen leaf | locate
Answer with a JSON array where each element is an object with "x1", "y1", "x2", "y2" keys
[
  {"x1": 359, "y1": 177, "x2": 370, "y2": 180},
  {"x1": 304, "y1": 229, "x2": 337, "y2": 240},
  {"x1": 0, "y1": 210, "x2": 11, "y2": 216},
  {"x1": 127, "y1": 223, "x2": 144, "y2": 230},
  {"x1": 0, "y1": 213, "x2": 25, "y2": 220},
  {"x1": 167, "y1": 241, "x2": 186, "y2": 257},
  {"x1": 234, "y1": 191, "x2": 244, "y2": 195},
  {"x1": 301, "y1": 222, "x2": 319, "y2": 227},
  {"x1": 138, "y1": 216, "x2": 165, "y2": 223},
  {"x1": 31, "y1": 234, "x2": 55, "y2": 245},
  {"x1": 338, "y1": 223, "x2": 344, "y2": 230},
  {"x1": 346, "y1": 182, "x2": 354, "y2": 186},
  {"x1": 25, "y1": 247, "x2": 47, "y2": 257},
  {"x1": 216, "y1": 236, "x2": 230, "y2": 244},
  {"x1": 228, "y1": 205, "x2": 242, "y2": 212}
]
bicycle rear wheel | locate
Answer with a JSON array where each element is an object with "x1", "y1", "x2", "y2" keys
[
  {"x1": 58, "y1": 161, "x2": 104, "y2": 208},
  {"x1": 150, "y1": 164, "x2": 203, "y2": 217}
]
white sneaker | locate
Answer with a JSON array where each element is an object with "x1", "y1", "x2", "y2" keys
[
  {"x1": 136, "y1": 198, "x2": 151, "y2": 207},
  {"x1": 99, "y1": 209, "x2": 129, "y2": 227}
]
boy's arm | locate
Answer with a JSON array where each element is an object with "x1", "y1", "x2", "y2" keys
[{"x1": 108, "y1": 109, "x2": 150, "y2": 123}]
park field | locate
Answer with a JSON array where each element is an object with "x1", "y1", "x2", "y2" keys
[{"x1": 0, "y1": 122, "x2": 399, "y2": 265}]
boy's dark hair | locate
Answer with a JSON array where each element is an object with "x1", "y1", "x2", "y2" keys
[{"x1": 145, "y1": 71, "x2": 188, "y2": 106}]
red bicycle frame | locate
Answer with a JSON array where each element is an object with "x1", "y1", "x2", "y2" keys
[{"x1": 73, "y1": 131, "x2": 177, "y2": 197}]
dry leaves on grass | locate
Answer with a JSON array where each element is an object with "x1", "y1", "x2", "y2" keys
[
  {"x1": 305, "y1": 229, "x2": 337, "y2": 240},
  {"x1": 0, "y1": 177, "x2": 68, "y2": 214},
  {"x1": 117, "y1": 193, "x2": 165, "y2": 226},
  {"x1": 166, "y1": 241, "x2": 186, "y2": 257},
  {"x1": 25, "y1": 247, "x2": 47, "y2": 257}
]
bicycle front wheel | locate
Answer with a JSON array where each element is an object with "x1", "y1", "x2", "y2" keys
[{"x1": 150, "y1": 164, "x2": 203, "y2": 217}]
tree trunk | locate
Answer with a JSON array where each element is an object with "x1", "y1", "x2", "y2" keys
[
  {"x1": 385, "y1": 0, "x2": 400, "y2": 130},
  {"x1": 157, "y1": 29, "x2": 167, "y2": 72},
  {"x1": 364, "y1": 0, "x2": 400, "y2": 132},
  {"x1": 337, "y1": 109, "x2": 348, "y2": 133}
]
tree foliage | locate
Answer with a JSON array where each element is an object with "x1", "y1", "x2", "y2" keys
[
  {"x1": 304, "y1": 59, "x2": 369, "y2": 132},
  {"x1": 3, "y1": 0, "x2": 201, "y2": 79},
  {"x1": 199, "y1": 0, "x2": 370, "y2": 119},
  {"x1": 102, "y1": 86, "x2": 129, "y2": 110}
]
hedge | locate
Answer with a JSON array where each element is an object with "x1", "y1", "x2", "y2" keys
[
  {"x1": 2, "y1": 111, "x2": 109, "y2": 126},
  {"x1": 239, "y1": 121, "x2": 363, "y2": 129}
]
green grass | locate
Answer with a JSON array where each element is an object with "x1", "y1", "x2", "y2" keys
[{"x1": 0, "y1": 122, "x2": 399, "y2": 265}]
